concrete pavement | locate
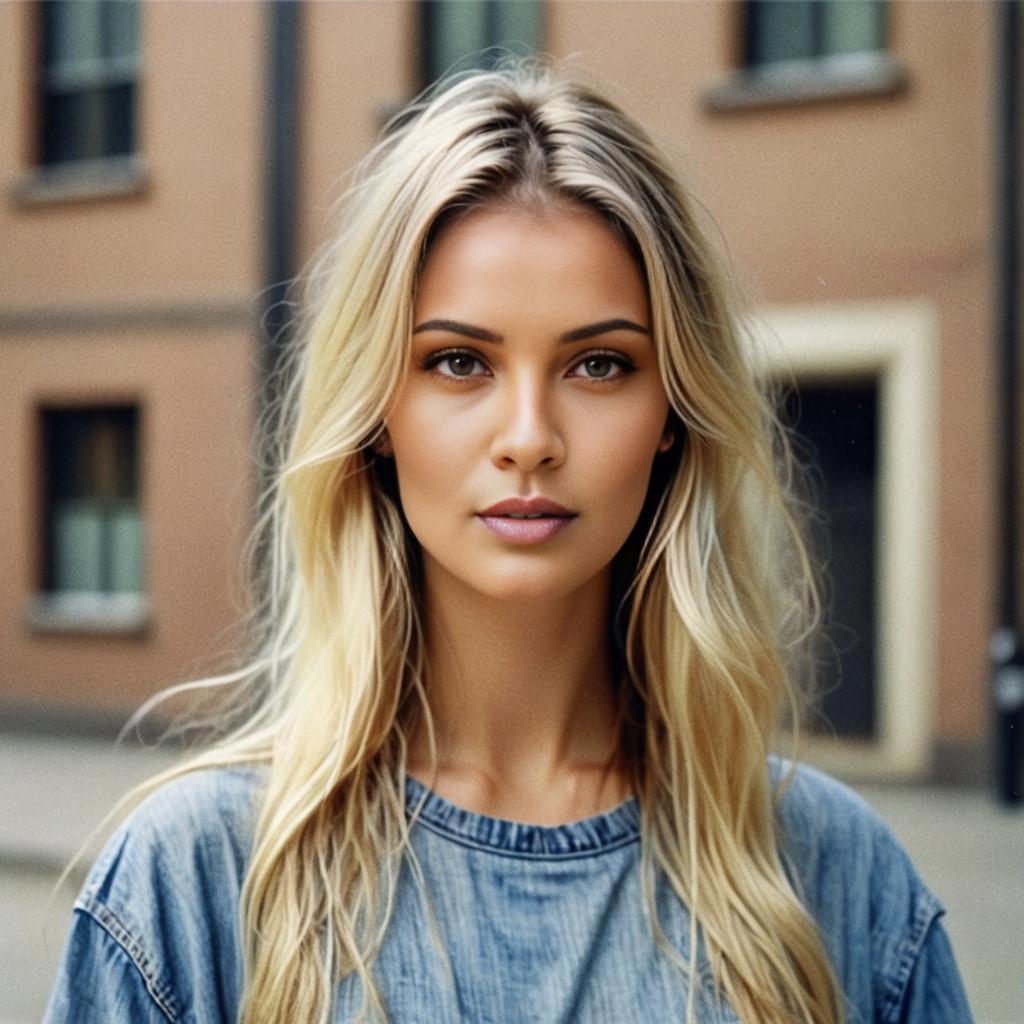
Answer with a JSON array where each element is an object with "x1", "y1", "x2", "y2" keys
[
  {"x1": 2, "y1": 734, "x2": 1020, "y2": 1023},
  {"x1": 1, "y1": 735, "x2": 177, "y2": 1024}
]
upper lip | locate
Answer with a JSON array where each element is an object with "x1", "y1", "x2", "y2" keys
[{"x1": 478, "y1": 497, "x2": 576, "y2": 517}]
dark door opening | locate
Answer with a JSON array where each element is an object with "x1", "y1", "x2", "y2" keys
[{"x1": 783, "y1": 379, "x2": 879, "y2": 740}]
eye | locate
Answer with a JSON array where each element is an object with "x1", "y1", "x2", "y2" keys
[
  {"x1": 423, "y1": 348, "x2": 490, "y2": 379},
  {"x1": 568, "y1": 351, "x2": 635, "y2": 380}
]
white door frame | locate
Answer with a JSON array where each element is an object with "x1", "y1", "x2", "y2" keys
[{"x1": 753, "y1": 301, "x2": 939, "y2": 780}]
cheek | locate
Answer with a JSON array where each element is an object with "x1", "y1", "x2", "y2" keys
[
  {"x1": 388, "y1": 396, "x2": 476, "y2": 519},
  {"x1": 589, "y1": 410, "x2": 668, "y2": 551},
  {"x1": 583, "y1": 398, "x2": 667, "y2": 496}
]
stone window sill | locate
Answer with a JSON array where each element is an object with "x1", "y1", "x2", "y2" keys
[
  {"x1": 25, "y1": 592, "x2": 151, "y2": 637},
  {"x1": 10, "y1": 155, "x2": 148, "y2": 207},
  {"x1": 702, "y1": 52, "x2": 909, "y2": 114}
]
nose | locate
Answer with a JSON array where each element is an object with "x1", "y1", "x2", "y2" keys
[{"x1": 488, "y1": 376, "x2": 566, "y2": 472}]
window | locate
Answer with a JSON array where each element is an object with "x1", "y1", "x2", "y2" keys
[
  {"x1": 38, "y1": 0, "x2": 141, "y2": 167},
  {"x1": 703, "y1": 0, "x2": 904, "y2": 112},
  {"x1": 745, "y1": 0, "x2": 886, "y2": 68},
  {"x1": 31, "y1": 407, "x2": 147, "y2": 633},
  {"x1": 421, "y1": 0, "x2": 543, "y2": 87}
]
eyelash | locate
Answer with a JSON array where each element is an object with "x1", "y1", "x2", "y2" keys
[{"x1": 420, "y1": 347, "x2": 637, "y2": 383}]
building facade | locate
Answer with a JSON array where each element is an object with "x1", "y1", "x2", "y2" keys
[{"x1": 0, "y1": 1, "x2": 1006, "y2": 784}]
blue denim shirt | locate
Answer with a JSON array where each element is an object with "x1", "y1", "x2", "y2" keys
[{"x1": 44, "y1": 759, "x2": 972, "y2": 1023}]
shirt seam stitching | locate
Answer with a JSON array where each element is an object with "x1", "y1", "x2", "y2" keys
[
  {"x1": 412, "y1": 816, "x2": 641, "y2": 859},
  {"x1": 880, "y1": 890, "x2": 944, "y2": 1023},
  {"x1": 76, "y1": 895, "x2": 181, "y2": 1023}
]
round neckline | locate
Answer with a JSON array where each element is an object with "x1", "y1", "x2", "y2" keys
[{"x1": 403, "y1": 774, "x2": 641, "y2": 859}]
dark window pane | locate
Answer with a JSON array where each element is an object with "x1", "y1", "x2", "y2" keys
[
  {"x1": 747, "y1": 0, "x2": 885, "y2": 67},
  {"x1": 41, "y1": 92, "x2": 75, "y2": 164},
  {"x1": 104, "y1": 82, "x2": 135, "y2": 156},
  {"x1": 423, "y1": 0, "x2": 489, "y2": 82},
  {"x1": 491, "y1": 1, "x2": 544, "y2": 60},
  {"x1": 42, "y1": 88, "x2": 106, "y2": 163},
  {"x1": 422, "y1": 0, "x2": 542, "y2": 87},
  {"x1": 103, "y1": 0, "x2": 139, "y2": 61},
  {"x1": 44, "y1": 0, "x2": 103, "y2": 71},
  {"x1": 42, "y1": 408, "x2": 143, "y2": 595},
  {"x1": 782, "y1": 381, "x2": 879, "y2": 740},
  {"x1": 39, "y1": 0, "x2": 139, "y2": 165},
  {"x1": 747, "y1": 0, "x2": 816, "y2": 65}
]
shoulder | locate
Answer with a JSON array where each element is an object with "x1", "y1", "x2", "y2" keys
[
  {"x1": 83, "y1": 763, "x2": 265, "y2": 903},
  {"x1": 769, "y1": 756, "x2": 897, "y2": 864},
  {"x1": 62, "y1": 764, "x2": 266, "y2": 1021},
  {"x1": 769, "y1": 757, "x2": 951, "y2": 1023},
  {"x1": 768, "y1": 755, "x2": 937, "y2": 918}
]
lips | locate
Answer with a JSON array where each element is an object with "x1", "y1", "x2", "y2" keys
[
  {"x1": 478, "y1": 497, "x2": 575, "y2": 518},
  {"x1": 476, "y1": 497, "x2": 576, "y2": 546}
]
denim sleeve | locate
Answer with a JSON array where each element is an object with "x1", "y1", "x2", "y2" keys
[
  {"x1": 770, "y1": 761, "x2": 977, "y2": 1024},
  {"x1": 42, "y1": 768, "x2": 258, "y2": 1024},
  {"x1": 894, "y1": 916, "x2": 975, "y2": 1024},
  {"x1": 43, "y1": 906, "x2": 176, "y2": 1023}
]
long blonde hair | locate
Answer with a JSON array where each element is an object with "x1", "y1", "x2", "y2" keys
[{"x1": 121, "y1": 60, "x2": 841, "y2": 1024}]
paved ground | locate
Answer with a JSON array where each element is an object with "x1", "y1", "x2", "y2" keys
[
  {"x1": 2, "y1": 735, "x2": 1021, "y2": 1023},
  {"x1": 0, "y1": 736, "x2": 178, "y2": 1024},
  {"x1": 853, "y1": 781, "x2": 1023, "y2": 1024}
]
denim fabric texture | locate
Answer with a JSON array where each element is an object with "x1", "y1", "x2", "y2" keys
[{"x1": 44, "y1": 759, "x2": 973, "y2": 1023}]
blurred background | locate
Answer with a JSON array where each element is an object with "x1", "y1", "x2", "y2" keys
[{"x1": 0, "y1": 0, "x2": 1021, "y2": 1021}]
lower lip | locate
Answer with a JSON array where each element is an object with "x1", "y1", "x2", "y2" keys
[{"x1": 476, "y1": 515, "x2": 575, "y2": 545}]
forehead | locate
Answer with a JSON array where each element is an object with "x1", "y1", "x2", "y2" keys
[{"x1": 414, "y1": 205, "x2": 649, "y2": 325}]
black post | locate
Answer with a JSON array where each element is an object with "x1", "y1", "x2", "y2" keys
[
  {"x1": 992, "y1": 0, "x2": 1024, "y2": 805},
  {"x1": 249, "y1": 0, "x2": 302, "y2": 596},
  {"x1": 263, "y1": 0, "x2": 302, "y2": 404}
]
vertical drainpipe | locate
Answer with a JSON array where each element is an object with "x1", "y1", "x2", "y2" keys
[
  {"x1": 250, "y1": 1, "x2": 302, "y2": 594},
  {"x1": 263, "y1": 0, "x2": 302, "y2": 412},
  {"x1": 991, "y1": 0, "x2": 1024, "y2": 805}
]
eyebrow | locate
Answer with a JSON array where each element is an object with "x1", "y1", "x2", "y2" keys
[{"x1": 411, "y1": 317, "x2": 650, "y2": 345}]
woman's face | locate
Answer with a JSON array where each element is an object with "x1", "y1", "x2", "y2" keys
[{"x1": 384, "y1": 203, "x2": 672, "y2": 604}]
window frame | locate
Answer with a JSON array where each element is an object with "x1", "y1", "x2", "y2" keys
[
  {"x1": 12, "y1": 0, "x2": 147, "y2": 206},
  {"x1": 702, "y1": 0, "x2": 908, "y2": 115},
  {"x1": 419, "y1": 0, "x2": 544, "y2": 92},
  {"x1": 38, "y1": 0, "x2": 142, "y2": 167},
  {"x1": 26, "y1": 402, "x2": 150, "y2": 637},
  {"x1": 756, "y1": 300, "x2": 939, "y2": 780},
  {"x1": 743, "y1": 0, "x2": 888, "y2": 70}
]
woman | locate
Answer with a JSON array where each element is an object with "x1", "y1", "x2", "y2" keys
[{"x1": 45, "y1": 61, "x2": 972, "y2": 1024}]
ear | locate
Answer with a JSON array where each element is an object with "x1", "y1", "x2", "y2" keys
[
  {"x1": 372, "y1": 429, "x2": 393, "y2": 457},
  {"x1": 657, "y1": 429, "x2": 675, "y2": 453}
]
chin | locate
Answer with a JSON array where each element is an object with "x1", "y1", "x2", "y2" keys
[
  {"x1": 471, "y1": 562, "x2": 602, "y2": 604},
  {"x1": 480, "y1": 579, "x2": 567, "y2": 603},
  {"x1": 419, "y1": 546, "x2": 609, "y2": 605}
]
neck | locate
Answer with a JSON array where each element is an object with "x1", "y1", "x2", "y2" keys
[{"x1": 407, "y1": 559, "x2": 629, "y2": 813}]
